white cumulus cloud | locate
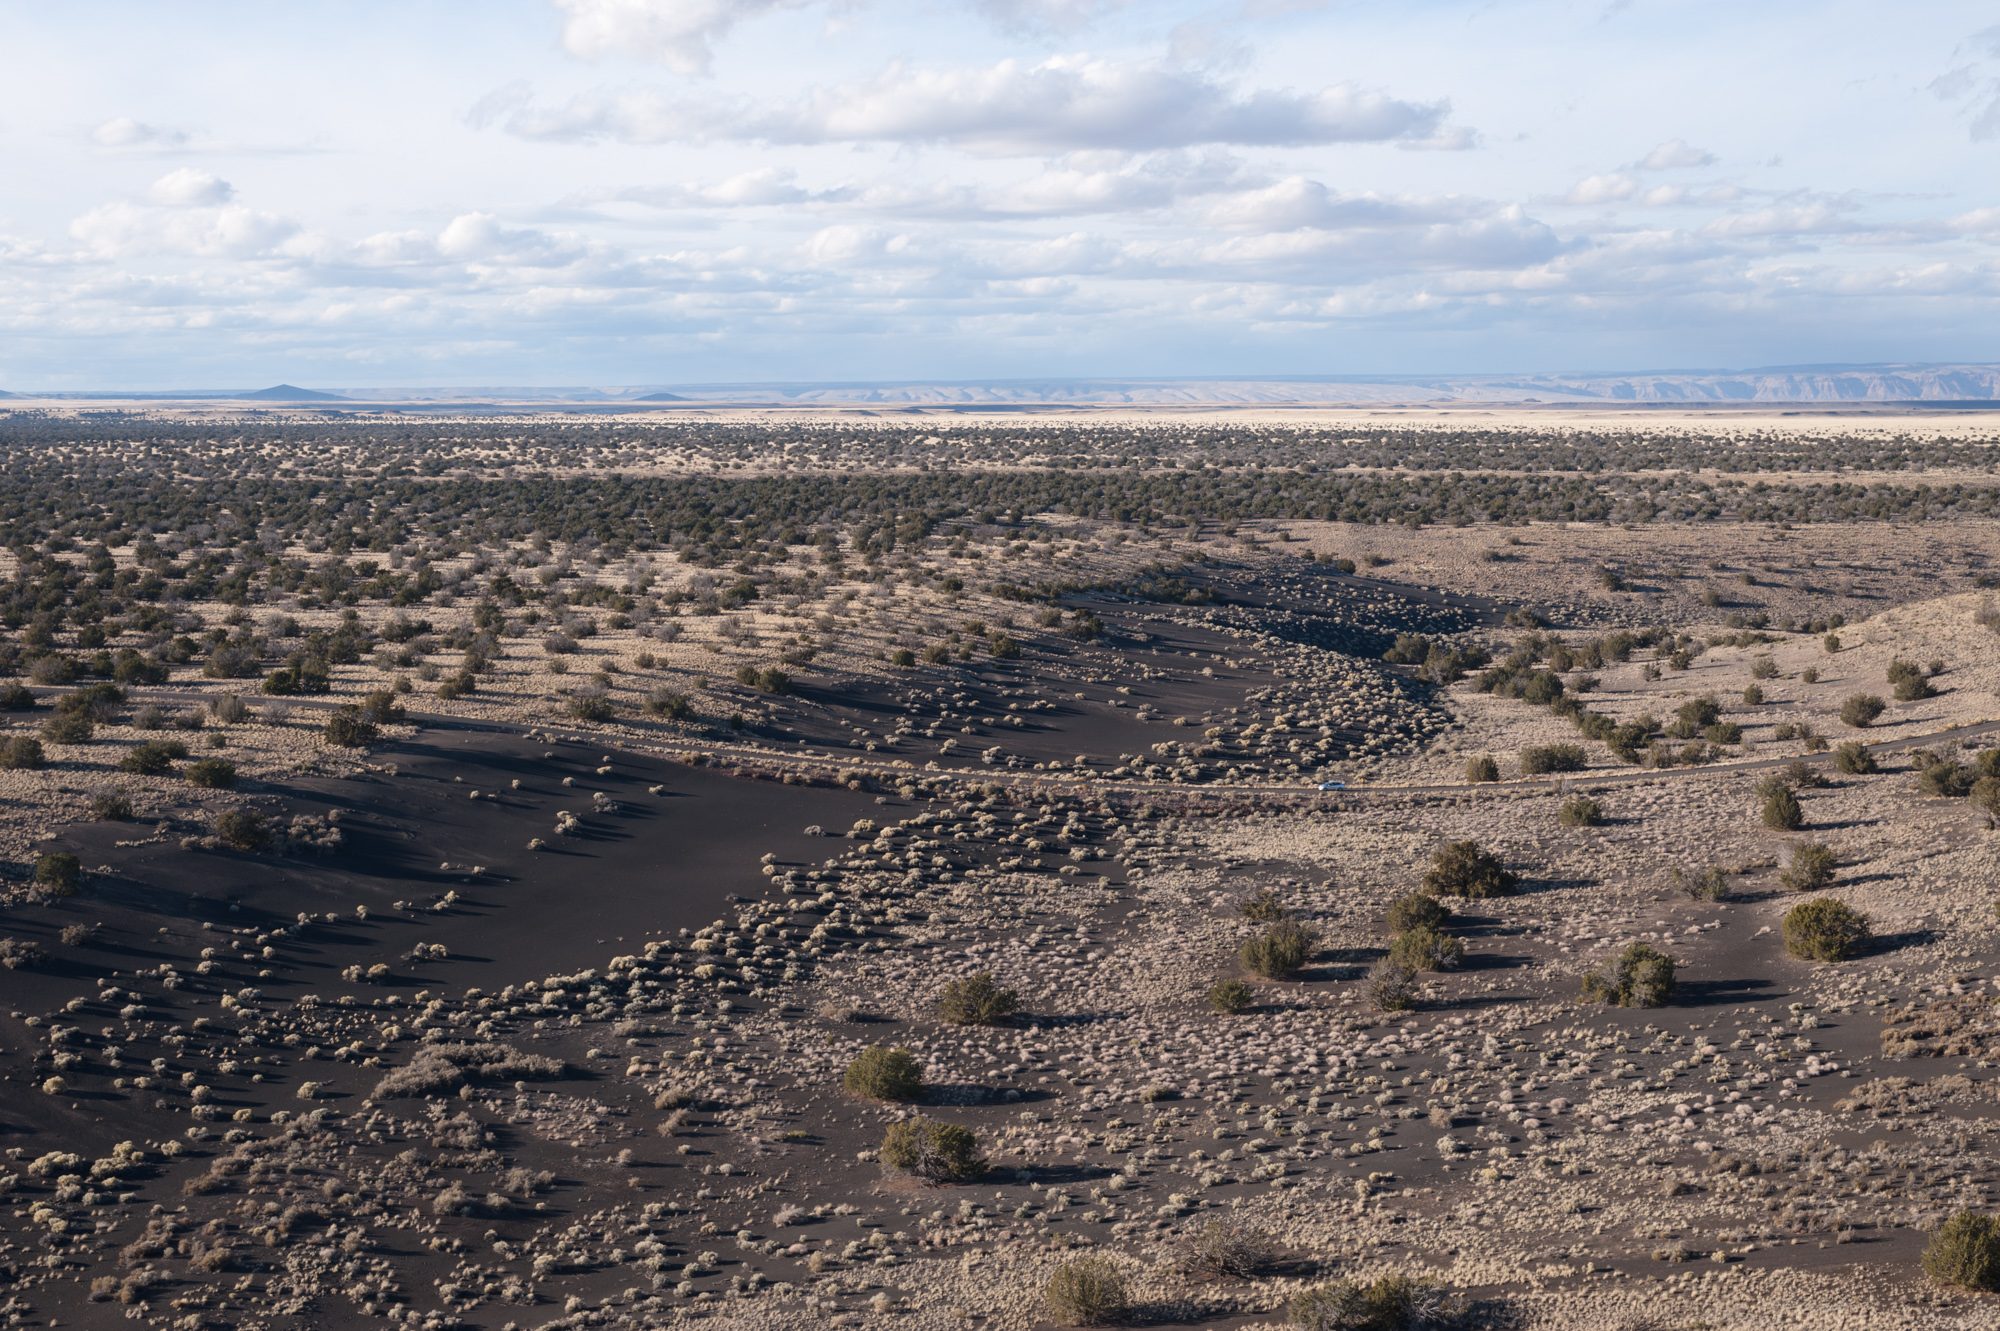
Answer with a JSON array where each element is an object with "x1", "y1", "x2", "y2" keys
[{"x1": 149, "y1": 169, "x2": 235, "y2": 207}]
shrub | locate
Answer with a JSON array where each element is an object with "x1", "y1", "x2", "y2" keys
[
  {"x1": 879, "y1": 1117, "x2": 984, "y2": 1183},
  {"x1": 645, "y1": 688, "x2": 693, "y2": 719},
  {"x1": 41, "y1": 711, "x2": 93, "y2": 743},
  {"x1": 843, "y1": 1046, "x2": 923, "y2": 1101},
  {"x1": 936, "y1": 972, "x2": 1019, "y2": 1026},
  {"x1": 1180, "y1": 1217, "x2": 1278, "y2": 1281},
  {"x1": 1780, "y1": 841, "x2": 1838, "y2": 892},
  {"x1": 1750, "y1": 657, "x2": 1779, "y2": 680},
  {"x1": 1832, "y1": 741, "x2": 1877, "y2": 775},
  {"x1": 1422, "y1": 841, "x2": 1517, "y2": 898},
  {"x1": 1207, "y1": 979, "x2": 1255, "y2": 1014},
  {"x1": 208, "y1": 695, "x2": 251, "y2": 725},
  {"x1": 1759, "y1": 781, "x2": 1803, "y2": 830},
  {"x1": 1783, "y1": 898, "x2": 1871, "y2": 961},
  {"x1": 1671, "y1": 865, "x2": 1730, "y2": 901},
  {"x1": 565, "y1": 691, "x2": 615, "y2": 723},
  {"x1": 1241, "y1": 921, "x2": 1316, "y2": 979},
  {"x1": 1385, "y1": 892, "x2": 1450, "y2": 933},
  {"x1": 1387, "y1": 926, "x2": 1464, "y2": 973},
  {"x1": 0, "y1": 682, "x2": 34, "y2": 710},
  {"x1": 1464, "y1": 754, "x2": 1499, "y2": 783},
  {"x1": 1973, "y1": 775, "x2": 2000, "y2": 824},
  {"x1": 1924, "y1": 1212, "x2": 2000, "y2": 1292},
  {"x1": 213, "y1": 810, "x2": 271, "y2": 852},
  {"x1": 1289, "y1": 1274, "x2": 1451, "y2": 1331},
  {"x1": 356, "y1": 690, "x2": 406, "y2": 725},
  {"x1": 1742, "y1": 684, "x2": 1765, "y2": 706},
  {"x1": 1887, "y1": 657, "x2": 1934, "y2": 701},
  {"x1": 1519, "y1": 743, "x2": 1587, "y2": 776},
  {"x1": 1801, "y1": 666, "x2": 1821, "y2": 684},
  {"x1": 89, "y1": 792, "x2": 135, "y2": 821},
  {"x1": 1045, "y1": 1257, "x2": 1129, "y2": 1327},
  {"x1": 33, "y1": 852, "x2": 81, "y2": 897},
  {"x1": 120, "y1": 739, "x2": 188, "y2": 775},
  {"x1": 323, "y1": 709, "x2": 379, "y2": 747},
  {"x1": 1558, "y1": 796, "x2": 1604, "y2": 827},
  {"x1": 1582, "y1": 943, "x2": 1676, "y2": 1007},
  {"x1": 1839, "y1": 694, "x2": 1885, "y2": 728},
  {"x1": 185, "y1": 758, "x2": 238, "y2": 790},
  {"x1": 1368, "y1": 959, "x2": 1421, "y2": 1012},
  {"x1": 1240, "y1": 888, "x2": 1289, "y2": 922},
  {"x1": 1918, "y1": 761, "x2": 1977, "y2": 799},
  {"x1": 0, "y1": 736, "x2": 47, "y2": 770}
]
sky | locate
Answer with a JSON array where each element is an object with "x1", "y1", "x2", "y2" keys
[{"x1": 3, "y1": 0, "x2": 1999, "y2": 389}]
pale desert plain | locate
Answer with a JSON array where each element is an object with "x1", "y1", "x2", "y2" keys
[{"x1": 2, "y1": 403, "x2": 2000, "y2": 1331}]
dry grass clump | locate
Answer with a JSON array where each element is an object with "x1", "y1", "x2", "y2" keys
[
  {"x1": 372, "y1": 1042, "x2": 567, "y2": 1098},
  {"x1": 1045, "y1": 1257, "x2": 1129, "y2": 1326}
]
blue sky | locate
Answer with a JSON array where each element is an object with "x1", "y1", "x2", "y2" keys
[{"x1": 3, "y1": 0, "x2": 1999, "y2": 388}]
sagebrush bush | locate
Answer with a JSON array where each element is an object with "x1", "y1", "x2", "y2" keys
[
  {"x1": 1464, "y1": 754, "x2": 1499, "y2": 783},
  {"x1": 1241, "y1": 921, "x2": 1317, "y2": 979},
  {"x1": 1046, "y1": 1257, "x2": 1129, "y2": 1326},
  {"x1": 936, "y1": 972, "x2": 1019, "y2": 1026},
  {"x1": 1759, "y1": 781, "x2": 1803, "y2": 830},
  {"x1": 323, "y1": 709, "x2": 379, "y2": 747},
  {"x1": 1558, "y1": 796, "x2": 1604, "y2": 827},
  {"x1": 33, "y1": 852, "x2": 81, "y2": 897},
  {"x1": 185, "y1": 757, "x2": 237, "y2": 789},
  {"x1": 1583, "y1": 943, "x2": 1676, "y2": 1007},
  {"x1": 1207, "y1": 979, "x2": 1255, "y2": 1014},
  {"x1": 1369, "y1": 959, "x2": 1420, "y2": 1012},
  {"x1": 1385, "y1": 892, "x2": 1450, "y2": 933},
  {"x1": 1839, "y1": 693, "x2": 1885, "y2": 728},
  {"x1": 1179, "y1": 1217, "x2": 1278, "y2": 1281},
  {"x1": 0, "y1": 735, "x2": 46, "y2": 770},
  {"x1": 1422, "y1": 840, "x2": 1517, "y2": 898},
  {"x1": 879, "y1": 1117, "x2": 984, "y2": 1183},
  {"x1": 1289, "y1": 1274, "x2": 1450, "y2": 1331},
  {"x1": 1832, "y1": 741, "x2": 1877, "y2": 775},
  {"x1": 1924, "y1": 1212, "x2": 2000, "y2": 1291},
  {"x1": 1240, "y1": 888, "x2": 1289, "y2": 921},
  {"x1": 1519, "y1": 743, "x2": 1587, "y2": 776},
  {"x1": 1782, "y1": 898, "x2": 1871, "y2": 961},
  {"x1": 1387, "y1": 926, "x2": 1464, "y2": 973},
  {"x1": 213, "y1": 810, "x2": 270, "y2": 852},
  {"x1": 1780, "y1": 841, "x2": 1838, "y2": 892},
  {"x1": 843, "y1": 1045, "x2": 924, "y2": 1101}
]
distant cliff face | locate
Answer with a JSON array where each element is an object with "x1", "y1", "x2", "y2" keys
[
  {"x1": 1501, "y1": 365, "x2": 2000, "y2": 403},
  {"x1": 655, "y1": 365, "x2": 2000, "y2": 406}
]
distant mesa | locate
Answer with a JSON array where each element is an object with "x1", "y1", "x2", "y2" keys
[
  {"x1": 633, "y1": 391, "x2": 688, "y2": 402},
  {"x1": 239, "y1": 383, "x2": 345, "y2": 402}
]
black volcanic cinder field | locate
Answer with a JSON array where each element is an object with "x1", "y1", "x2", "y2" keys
[{"x1": 4, "y1": 408, "x2": 2000, "y2": 1330}]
